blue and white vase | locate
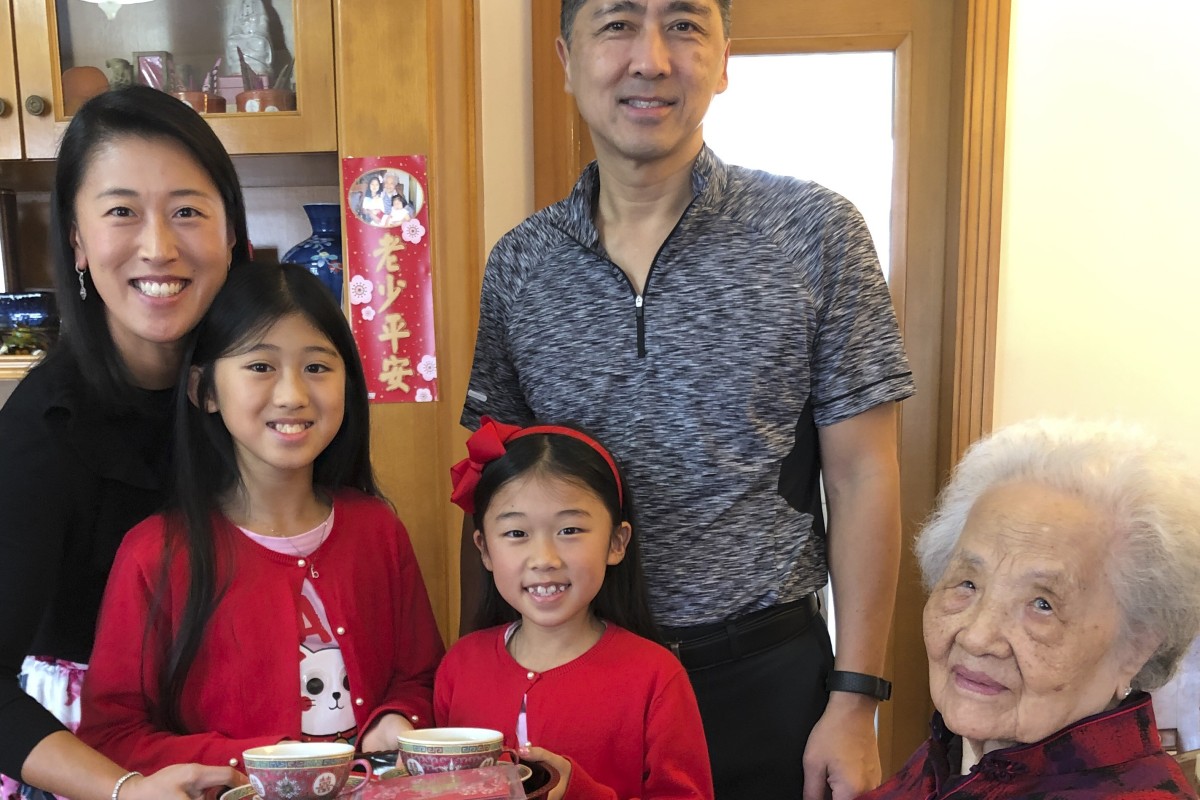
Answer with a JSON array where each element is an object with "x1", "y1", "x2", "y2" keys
[{"x1": 282, "y1": 203, "x2": 344, "y2": 304}]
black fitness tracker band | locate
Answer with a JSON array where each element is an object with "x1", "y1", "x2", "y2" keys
[{"x1": 826, "y1": 670, "x2": 893, "y2": 701}]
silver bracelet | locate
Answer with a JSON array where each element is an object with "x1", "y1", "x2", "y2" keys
[{"x1": 112, "y1": 771, "x2": 142, "y2": 800}]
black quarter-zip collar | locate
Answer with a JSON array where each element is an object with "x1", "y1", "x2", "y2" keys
[
  {"x1": 555, "y1": 146, "x2": 729, "y2": 358},
  {"x1": 554, "y1": 145, "x2": 728, "y2": 251}
]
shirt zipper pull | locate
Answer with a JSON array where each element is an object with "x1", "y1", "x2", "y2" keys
[{"x1": 635, "y1": 294, "x2": 646, "y2": 358}]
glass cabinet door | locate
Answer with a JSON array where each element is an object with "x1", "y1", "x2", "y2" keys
[{"x1": 12, "y1": 0, "x2": 335, "y2": 158}]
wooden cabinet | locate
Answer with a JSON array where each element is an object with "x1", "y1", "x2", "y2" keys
[
  {"x1": 0, "y1": 0, "x2": 19, "y2": 160},
  {"x1": 5, "y1": 0, "x2": 335, "y2": 158}
]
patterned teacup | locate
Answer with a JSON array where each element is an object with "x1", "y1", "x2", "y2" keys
[
  {"x1": 396, "y1": 727, "x2": 516, "y2": 775},
  {"x1": 243, "y1": 742, "x2": 370, "y2": 800}
]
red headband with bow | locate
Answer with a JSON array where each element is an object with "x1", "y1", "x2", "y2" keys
[{"x1": 449, "y1": 416, "x2": 624, "y2": 514}]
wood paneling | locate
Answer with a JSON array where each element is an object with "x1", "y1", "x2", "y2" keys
[
  {"x1": 429, "y1": 0, "x2": 485, "y2": 638},
  {"x1": 530, "y1": 0, "x2": 581, "y2": 211},
  {"x1": 334, "y1": 1, "x2": 481, "y2": 643},
  {"x1": 729, "y1": 1, "x2": 910, "y2": 35},
  {"x1": 0, "y1": 354, "x2": 38, "y2": 379},
  {"x1": 941, "y1": 0, "x2": 1010, "y2": 475},
  {"x1": 732, "y1": 34, "x2": 907, "y2": 55},
  {"x1": 885, "y1": 0, "x2": 955, "y2": 768}
]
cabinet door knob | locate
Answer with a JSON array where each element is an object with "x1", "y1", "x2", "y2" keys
[
  {"x1": 0, "y1": 98, "x2": 8, "y2": 115},
  {"x1": 25, "y1": 95, "x2": 48, "y2": 116}
]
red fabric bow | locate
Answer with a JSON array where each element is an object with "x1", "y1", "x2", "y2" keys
[
  {"x1": 449, "y1": 416, "x2": 524, "y2": 513},
  {"x1": 450, "y1": 416, "x2": 625, "y2": 514}
]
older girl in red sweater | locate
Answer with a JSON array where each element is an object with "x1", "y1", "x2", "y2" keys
[{"x1": 78, "y1": 264, "x2": 444, "y2": 774}]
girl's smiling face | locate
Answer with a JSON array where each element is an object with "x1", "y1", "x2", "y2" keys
[
  {"x1": 202, "y1": 312, "x2": 346, "y2": 486},
  {"x1": 476, "y1": 472, "x2": 630, "y2": 638}
]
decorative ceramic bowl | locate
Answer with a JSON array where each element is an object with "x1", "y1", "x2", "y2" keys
[
  {"x1": 62, "y1": 66, "x2": 110, "y2": 115},
  {"x1": 221, "y1": 775, "x2": 366, "y2": 800},
  {"x1": 172, "y1": 91, "x2": 227, "y2": 113},
  {"x1": 236, "y1": 88, "x2": 295, "y2": 112},
  {"x1": 396, "y1": 728, "x2": 506, "y2": 775},
  {"x1": 0, "y1": 292, "x2": 58, "y2": 355},
  {"x1": 243, "y1": 743, "x2": 370, "y2": 800}
]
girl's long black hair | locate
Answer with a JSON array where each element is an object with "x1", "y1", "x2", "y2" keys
[
  {"x1": 152, "y1": 262, "x2": 381, "y2": 733},
  {"x1": 470, "y1": 429, "x2": 661, "y2": 644}
]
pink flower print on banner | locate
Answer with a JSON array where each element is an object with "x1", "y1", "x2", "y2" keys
[
  {"x1": 361, "y1": 306, "x2": 376, "y2": 322},
  {"x1": 348, "y1": 275, "x2": 374, "y2": 306},
  {"x1": 401, "y1": 218, "x2": 425, "y2": 244},
  {"x1": 414, "y1": 388, "x2": 433, "y2": 402},
  {"x1": 417, "y1": 355, "x2": 437, "y2": 381}
]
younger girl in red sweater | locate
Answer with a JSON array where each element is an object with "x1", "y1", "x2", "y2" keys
[
  {"x1": 78, "y1": 263, "x2": 444, "y2": 774},
  {"x1": 439, "y1": 418, "x2": 713, "y2": 800}
]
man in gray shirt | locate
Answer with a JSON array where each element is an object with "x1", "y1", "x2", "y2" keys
[{"x1": 461, "y1": 1, "x2": 914, "y2": 797}]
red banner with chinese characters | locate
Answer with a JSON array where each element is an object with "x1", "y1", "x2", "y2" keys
[{"x1": 341, "y1": 156, "x2": 438, "y2": 403}]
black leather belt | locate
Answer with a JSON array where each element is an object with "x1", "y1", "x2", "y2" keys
[{"x1": 662, "y1": 593, "x2": 820, "y2": 670}]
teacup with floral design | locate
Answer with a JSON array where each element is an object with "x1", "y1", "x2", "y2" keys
[
  {"x1": 397, "y1": 727, "x2": 518, "y2": 775},
  {"x1": 243, "y1": 742, "x2": 370, "y2": 800}
]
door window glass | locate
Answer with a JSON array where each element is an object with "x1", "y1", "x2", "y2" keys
[{"x1": 704, "y1": 52, "x2": 895, "y2": 278}]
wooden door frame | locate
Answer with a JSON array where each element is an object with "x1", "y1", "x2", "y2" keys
[
  {"x1": 943, "y1": 0, "x2": 1009, "y2": 473},
  {"x1": 529, "y1": 0, "x2": 1010, "y2": 771}
]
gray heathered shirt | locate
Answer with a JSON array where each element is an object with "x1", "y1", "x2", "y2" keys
[{"x1": 462, "y1": 147, "x2": 915, "y2": 628}]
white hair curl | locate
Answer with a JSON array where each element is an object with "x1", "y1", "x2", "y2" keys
[{"x1": 915, "y1": 418, "x2": 1200, "y2": 690}]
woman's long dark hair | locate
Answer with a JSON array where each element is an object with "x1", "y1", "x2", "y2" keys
[
  {"x1": 46, "y1": 86, "x2": 250, "y2": 410},
  {"x1": 470, "y1": 430, "x2": 661, "y2": 644},
  {"x1": 153, "y1": 262, "x2": 380, "y2": 732}
]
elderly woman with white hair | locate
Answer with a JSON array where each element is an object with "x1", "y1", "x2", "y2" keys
[{"x1": 860, "y1": 419, "x2": 1200, "y2": 799}]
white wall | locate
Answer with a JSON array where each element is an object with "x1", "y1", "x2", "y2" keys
[
  {"x1": 995, "y1": 1, "x2": 1200, "y2": 460},
  {"x1": 478, "y1": 0, "x2": 536, "y2": 251}
]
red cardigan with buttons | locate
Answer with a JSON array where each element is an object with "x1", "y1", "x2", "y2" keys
[{"x1": 78, "y1": 489, "x2": 445, "y2": 772}]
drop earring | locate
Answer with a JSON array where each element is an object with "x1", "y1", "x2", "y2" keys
[{"x1": 76, "y1": 268, "x2": 88, "y2": 301}]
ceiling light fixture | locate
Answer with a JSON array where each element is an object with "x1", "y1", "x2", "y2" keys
[{"x1": 79, "y1": 0, "x2": 154, "y2": 22}]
